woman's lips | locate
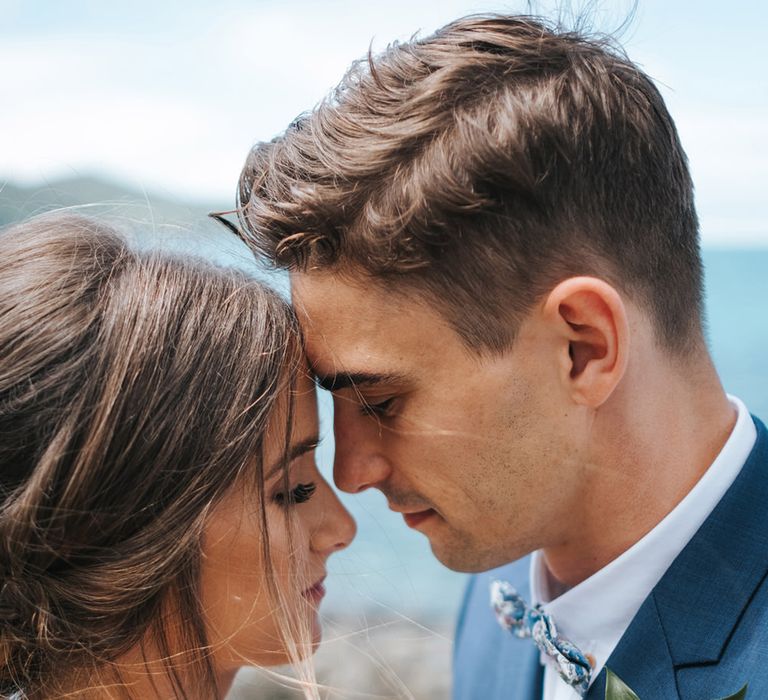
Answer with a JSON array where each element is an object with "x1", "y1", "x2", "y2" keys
[
  {"x1": 403, "y1": 508, "x2": 437, "y2": 529},
  {"x1": 302, "y1": 577, "x2": 326, "y2": 605}
]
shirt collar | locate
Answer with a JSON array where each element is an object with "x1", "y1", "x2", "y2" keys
[{"x1": 529, "y1": 396, "x2": 756, "y2": 677}]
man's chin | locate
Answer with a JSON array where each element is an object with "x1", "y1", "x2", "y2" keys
[{"x1": 427, "y1": 534, "x2": 520, "y2": 573}]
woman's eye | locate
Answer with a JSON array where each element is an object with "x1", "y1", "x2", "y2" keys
[
  {"x1": 273, "y1": 482, "x2": 317, "y2": 507},
  {"x1": 360, "y1": 397, "x2": 395, "y2": 418}
]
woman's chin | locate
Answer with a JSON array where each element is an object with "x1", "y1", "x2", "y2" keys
[
  {"x1": 311, "y1": 617, "x2": 323, "y2": 650},
  {"x1": 220, "y1": 605, "x2": 325, "y2": 669}
]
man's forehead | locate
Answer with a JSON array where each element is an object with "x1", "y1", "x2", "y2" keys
[
  {"x1": 290, "y1": 270, "x2": 469, "y2": 385},
  {"x1": 292, "y1": 270, "x2": 410, "y2": 329},
  {"x1": 303, "y1": 335, "x2": 413, "y2": 391},
  {"x1": 292, "y1": 270, "x2": 441, "y2": 345}
]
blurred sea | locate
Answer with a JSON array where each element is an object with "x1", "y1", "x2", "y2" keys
[{"x1": 319, "y1": 248, "x2": 768, "y2": 624}]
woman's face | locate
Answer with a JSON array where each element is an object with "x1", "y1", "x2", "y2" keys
[{"x1": 200, "y1": 371, "x2": 356, "y2": 671}]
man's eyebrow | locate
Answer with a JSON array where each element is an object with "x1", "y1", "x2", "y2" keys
[
  {"x1": 312, "y1": 371, "x2": 407, "y2": 392},
  {"x1": 265, "y1": 434, "x2": 320, "y2": 481}
]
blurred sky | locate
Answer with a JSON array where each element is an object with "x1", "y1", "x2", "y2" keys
[{"x1": 0, "y1": 0, "x2": 766, "y2": 245}]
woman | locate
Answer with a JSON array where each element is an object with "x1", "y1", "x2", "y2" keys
[{"x1": 0, "y1": 213, "x2": 355, "y2": 699}]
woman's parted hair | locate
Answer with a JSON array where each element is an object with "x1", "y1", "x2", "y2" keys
[
  {"x1": 0, "y1": 213, "x2": 302, "y2": 697},
  {"x1": 237, "y1": 14, "x2": 703, "y2": 354}
]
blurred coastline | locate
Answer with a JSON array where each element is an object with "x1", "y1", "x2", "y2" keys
[{"x1": 230, "y1": 616, "x2": 453, "y2": 699}]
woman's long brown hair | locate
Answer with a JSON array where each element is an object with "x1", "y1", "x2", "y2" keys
[{"x1": 0, "y1": 213, "x2": 304, "y2": 698}]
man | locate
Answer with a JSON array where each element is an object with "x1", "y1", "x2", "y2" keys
[{"x1": 234, "y1": 14, "x2": 766, "y2": 700}]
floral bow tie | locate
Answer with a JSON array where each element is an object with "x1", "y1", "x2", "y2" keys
[{"x1": 491, "y1": 580, "x2": 593, "y2": 697}]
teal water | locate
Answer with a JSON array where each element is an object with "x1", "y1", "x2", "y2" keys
[
  {"x1": 321, "y1": 249, "x2": 768, "y2": 620},
  {"x1": 704, "y1": 250, "x2": 768, "y2": 420}
]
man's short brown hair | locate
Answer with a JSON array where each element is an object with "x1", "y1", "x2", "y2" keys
[{"x1": 237, "y1": 14, "x2": 703, "y2": 354}]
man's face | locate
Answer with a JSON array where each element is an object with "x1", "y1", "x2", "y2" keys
[{"x1": 292, "y1": 271, "x2": 587, "y2": 572}]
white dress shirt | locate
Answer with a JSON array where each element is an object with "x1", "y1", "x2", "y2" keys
[{"x1": 530, "y1": 396, "x2": 757, "y2": 700}]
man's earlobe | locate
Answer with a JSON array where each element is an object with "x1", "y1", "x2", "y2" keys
[{"x1": 543, "y1": 277, "x2": 629, "y2": 407}]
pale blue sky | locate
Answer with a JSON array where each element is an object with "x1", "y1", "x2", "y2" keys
[{"x1": 1, "y1": 0, "x2": 766, "y2": 245}]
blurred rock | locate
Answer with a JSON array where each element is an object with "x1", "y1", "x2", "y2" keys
[{"x1": 228, "y1": 615, "x2": 453, "y2": 699}]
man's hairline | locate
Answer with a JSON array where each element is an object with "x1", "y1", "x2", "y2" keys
[
  {"x1": 290, "y1": 263, "x2": 522, "y2": 359},
  {"x1": 290, "y1": 259, "x2": 704, "y2": 362}
]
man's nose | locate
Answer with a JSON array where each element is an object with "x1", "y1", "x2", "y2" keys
[
  {"x1": 332, "y1": 400, "x2": 391, "y2": 494},
  {"x1": 312, "y1": 482, "x2": 357, "y2": 556}
]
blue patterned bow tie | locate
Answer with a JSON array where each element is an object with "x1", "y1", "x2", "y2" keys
[{"x1": 491, "y1": 580, "x2": 593, "y2": 697}]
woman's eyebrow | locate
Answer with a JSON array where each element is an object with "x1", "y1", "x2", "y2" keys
[{"x1": 265, "y1": 435, "x2": 320, "y2": 480}]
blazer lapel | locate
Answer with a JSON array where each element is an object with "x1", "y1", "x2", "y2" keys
[
  {"x1": 586, "y1": 594, "x2": 678, "y2": 699},
  {"x1": 589, "y1": 417, "x2": 768, "y2": 699}
]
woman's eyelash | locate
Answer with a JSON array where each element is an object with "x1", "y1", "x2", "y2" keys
[
  {"x1": 273, "y1": 482, "x2": 317, "y2": 507},
  {"x1": 360, "y1": 397, "x2": 395, "y2": 417}
]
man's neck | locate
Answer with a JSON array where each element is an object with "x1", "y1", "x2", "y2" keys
[{"x1": 543, "y1": 353, "x2": 736, "y2": 588}]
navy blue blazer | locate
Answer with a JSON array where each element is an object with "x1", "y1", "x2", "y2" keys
[{"x1": 454, "y1": 416, "x2": 768, "y2": 700}]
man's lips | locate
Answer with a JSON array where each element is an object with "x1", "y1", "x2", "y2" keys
[
  {"x1": 387, "y1": 502, "x2": 439, "y2": 529},
  {"x1": 401, "y1": 508, "x2": 437, "y2": 529},
  {"x1": 302, "y1": 577, "x2": 326, "y2": 605}
]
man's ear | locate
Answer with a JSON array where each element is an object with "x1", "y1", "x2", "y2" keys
[{"x1": 541, "y1": 277, "x2": 629, "y2": 407}]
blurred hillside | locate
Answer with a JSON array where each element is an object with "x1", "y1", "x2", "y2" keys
[
  {"x1": 0, "y1": 175, "x2": 268, "y2": 277},
  {"x1": 0, "y1": 175, "x2": 224, "y2": 228}
]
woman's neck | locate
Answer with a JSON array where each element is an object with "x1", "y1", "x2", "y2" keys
[{"x1": 38, "y1": 646, "x2": 235, "y2": 700}]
